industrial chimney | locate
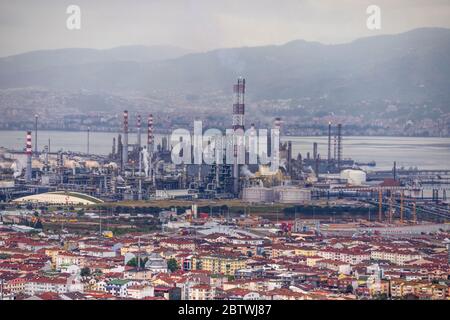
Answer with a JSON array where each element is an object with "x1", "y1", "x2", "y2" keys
[
  {"x1": 232, "y1": 77, "x2": 245, "y2": 196},
  {"x1": 25, "y1": 131, "x2": 32, "y2": 182},
  {"x1": 137, "y1": 114, "x2": 141, "y2": 150},
  {"x1": 337, "y1": 123, "x2": 342, "y2": 171},
  {"x1": 34, "y1": 114, "x2": 38, "y2": 156},
  {"x1": 147, "y1": 114, "x2": 154, "y2": 153},
  {"x1": 122, "y1": 110, "x2": 129, "y2": 168}
]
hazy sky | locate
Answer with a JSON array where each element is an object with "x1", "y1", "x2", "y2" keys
[{"x1": 0, "y1": 0, "x2": 449, "y2": 57}]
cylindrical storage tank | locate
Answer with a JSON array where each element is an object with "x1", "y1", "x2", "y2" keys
[
  {"x1": 242, "y1": 187, "x2": 274, "y2": 203},
  {"x1": 340, "y1": 169, "x2": 366, "y2": 186},
  {"x1": 274, "y1": 187, "x2": 311, "y2": 203}
]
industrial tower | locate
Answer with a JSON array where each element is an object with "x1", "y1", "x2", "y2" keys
[
  {"x1": 232, "y1": 77, "x2": 245, "y2": 196},
  {"x1": 122, "y1": 110, "x2": 129, "y2": 168},
  {"x1": 25, "y1": 131, "x2": 32, "y2": 182},
  {"x1": 147, "y1": 114, "x2": 154, "y2": 154},
  {"x1": 137, "y1": 114, "x2": 142, "y2": 150}
]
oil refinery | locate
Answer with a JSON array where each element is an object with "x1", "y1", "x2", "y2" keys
[{"x1": 0, "y1": 78, "x2": 449, "y2": 226}]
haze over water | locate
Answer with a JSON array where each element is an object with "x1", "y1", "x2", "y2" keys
[{"x1": 0, "y1": 130, "x2": 449, "y2": 171}]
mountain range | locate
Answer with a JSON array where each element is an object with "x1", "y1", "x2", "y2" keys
[{"x1": 0, "y1": 28, "x2": 449, "y2": 108}]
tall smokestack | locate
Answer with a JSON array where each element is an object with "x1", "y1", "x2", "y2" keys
[
  {"x1": 34, "y1": 115, "x2": 38, "y2": 156},
  {"x1": 44, "y1": 145, "x2": 49, "y2": 171},
  {"x1": 118, "y1": 134, "x2": 123, "y2": 167},
  {"x1": 337, "y1": 123, "x2": 342, "y2": 171},
  {"x1": 232, "y1": 78, "x2": 245, "y2": 131},
  {"x1": 112, "y1": 137, "x2": 116, "y2": 157},
  {"x1": 122, "y1": 110, "x2": 129, "y2": 168},
  {"x1": 25, "y1": 131, "x2": 32, "y2": 182},
  {"x1": 232, "y1": 77, "x2": 245, "y2": 196},
  {"x1": 315, "y1": 154, "x2": 320, "y2": 178},
  {"x1": 327, "y1": 121, "x2": 332, "y2": 164},
  {"x1": 137, "y1": 114, "x2": 141, "y2": 150},
  {"x1": 313, "y1": 142, "x2": 319, "y2": 176},
  {"x1": 313, "y1": 142, "x2": 318, "y2": 161},
  {"x1": 272, "y1": 117, "x2": 281, "y2": 171},
  {"x1": 147, "y1": 114, "x2": 154, "y2": 153}
]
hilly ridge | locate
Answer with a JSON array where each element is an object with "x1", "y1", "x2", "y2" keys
[{"x1": 0, "y1": 28, "x2": 449, "y2": 108}]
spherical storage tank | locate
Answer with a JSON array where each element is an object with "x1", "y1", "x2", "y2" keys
[
  {"x1": 340, "y1": 169, "x2": 366, "y2": 186},
  {"x1": 242, "y1": 187, "x2": 275, "y2": 203}
]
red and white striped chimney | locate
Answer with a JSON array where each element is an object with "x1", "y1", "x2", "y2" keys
[
  {"x1": 137, "y1": 114, "x2": 141, "y2": 149},
  {"x1": 147, "y1": 114, "x2": 154, "y2": 153},
  {"x1": 122, "y1": 110, "x2": 129, "y2": 166},
  {"x1": 25, "y1": 131, "x2": 32, "y2": 182}
]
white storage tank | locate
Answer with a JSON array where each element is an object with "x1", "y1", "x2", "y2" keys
[
  {"x1": 340, "y1": 169, "x2": 366, "y2": 186},
  {"x1": 274, "y1": 187, "x2": 311, "y2": 203},
  {"x1": 242, "y1": 187, "x2": 275, "y2": 203}
]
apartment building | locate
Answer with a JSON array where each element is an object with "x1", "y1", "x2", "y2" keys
[{"x1": 192, "y1": 254, "x2": 247, "y2": 276}]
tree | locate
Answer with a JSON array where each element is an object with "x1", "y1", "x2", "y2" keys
[
  {"x1": 34, "y1": 220, "x2": 43, "y2": 229},
  {"x1": 126, "y1": 257, "x2": 147, "y2": 268},
  {"x1": 373, "y1": 293, "x2": 388, "y2": 300},
  {"x1": 403, "y1": 293, "x2": 419, "y2": 300},
  {"x1": 345, "y1": 284, "x2": 353, "y2": 293},
  {"x1": 0, "y1": 253, "x2": 11, "y2": 260},
  {"x1": 167, "y1": 258, "x2": 179, "y2": 272},
  {"x1": 80, "y1": 267, "x2": 91, "y2": 277}
]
